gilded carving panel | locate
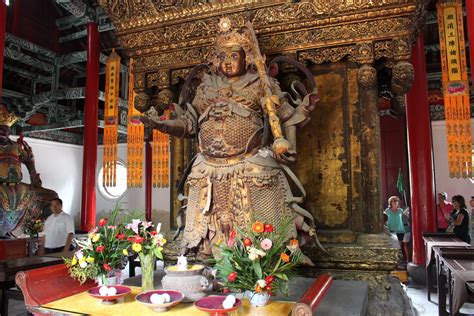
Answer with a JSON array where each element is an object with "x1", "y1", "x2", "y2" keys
[{"x1": 294, "y1": 71, "x2": 349, "y2": 228}]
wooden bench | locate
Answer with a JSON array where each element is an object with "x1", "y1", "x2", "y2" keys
[
  {"x1": 15, "y1": 264, "x2": 95, "y2": 315},
  {"x1": 291, "y1": 273, "x2": 333, "y2": 316}
]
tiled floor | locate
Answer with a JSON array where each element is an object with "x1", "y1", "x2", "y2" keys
[
  {"x1": 406, "y1": 281, "x2": 474, "y2": 316},
  {"x1": 6, "y1": 274, "x2": 474, "y2": 315}
]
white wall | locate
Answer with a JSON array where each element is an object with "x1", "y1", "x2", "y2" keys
[
  {"x1": 431, "y1": 118, "x2": 474, "y2": 202},
  {"x1": 18, "y1": 138, "x2": 171, "y2": 229},
  {"x1": 18, "y1": 137, "x2": 84, "y2": 225},
  {"x1": 96, "y1": 143, "x2": 171, "y2": 229}
]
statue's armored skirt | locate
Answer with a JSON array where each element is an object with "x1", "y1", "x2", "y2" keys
[{"x1": 181, "y1": 73, "x2": 307, "y2": 255}]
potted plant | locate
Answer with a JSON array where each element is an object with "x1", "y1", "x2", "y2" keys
[
  {"x1": 64, "y1": 205, "x2": 130, "y2": 285},
  {"x1": 21, "y1": 215, "x2": 43, "y2": 238},
  {"x1": 213, "y1": 220, "x2": 302, "y2": 307},
  {"x1": 123, "y1": 219, "x2": 167, "y2": 291}
]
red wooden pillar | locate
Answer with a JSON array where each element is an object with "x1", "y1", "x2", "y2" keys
[
  {"x1": 80, "y1": 23, "x2": 100, "y2": 231},
  {"x1": 145, "y1": 136, "x2": 152, "y2": 221},
  {"x1": 0, "y1": 0, "x2": 6, "y2": 99},
  {"x1": 467, "y1": 0, "x2": 474, "y2": 90},
  {"x1": 406, "y1": 35, "x2": 436, "y2": 266}
]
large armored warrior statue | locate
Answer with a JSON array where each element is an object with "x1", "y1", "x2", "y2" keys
[
  {"x1": 140, "y1": 19, "x2": 320, "y2": 256},
  {"x1": 0, "y1": 105, "x2": 57, "y2": 236}
]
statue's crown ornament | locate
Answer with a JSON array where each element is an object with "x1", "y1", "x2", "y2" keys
[
  {"x1": 214, "y1": 17, "x2": 253, "y2": 66},
  {"x1": 0, "y1": 105, "x2": 19, "y2": 127}
]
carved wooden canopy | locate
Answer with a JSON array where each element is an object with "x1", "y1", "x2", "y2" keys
[{"x1": 98, "y1": 0, "x2": 429, "y2": 91}]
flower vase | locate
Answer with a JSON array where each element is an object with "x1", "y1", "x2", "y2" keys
[
  {"x1": 97, "y1": 271, "x2": 120, "y2": 286},
  {"x1": 245, "y1": 290, "x2": 270, "y2": 307},
  {"x1": 139, "y1": 252, "x2": 155, "y2": 292}
]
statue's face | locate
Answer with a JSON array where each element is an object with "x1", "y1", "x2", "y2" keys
[
  {"x1": 0, "y1": 125, "x2": 10, "y2": 142},
  {"x1": 218, "y1": 46, "x2": 246, "y2": 78}
]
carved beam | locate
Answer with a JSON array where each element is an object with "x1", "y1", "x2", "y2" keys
[
  {"x1": 4, "y1": 47, "x2": 54, "y2": 73},
  {"x1": 56, "y1": 0, "x2": 95, "y2": 23}
]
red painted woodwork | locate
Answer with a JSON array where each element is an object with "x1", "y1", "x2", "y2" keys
[
  {"x1": 380, "y1": 115, "x2": 410, "y2": 208},
  {"x1": 291, "y1": 273, "x2": 333, "y2": 316},
  {"x1": 467, "y1": 0, "x2": 474, "y2": 90},
  {"x1": 5, "y1": 0, "x2": 59, "y2": 52},
  {"x1": 0, "y1": 239, "x2": 27, "y2": 260},
  {"x1": 406, "y1": 35, "x2": 436, "y2": 266},
  {"x1": 145, "y1": 137, "x2": 152, "y2": 221},
  {"x1": 80, "y1": 23, "x2": 100, "y2": 231},
  {"x1": 0, "y1": 0, "x2": 6, "y2": 100},
  {"x1": 15, "y1": 264, "x2": 95, "y2": 314}
]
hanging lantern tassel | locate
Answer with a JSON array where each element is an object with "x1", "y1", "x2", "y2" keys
[
  {"x1": 103, "y1": 49, "x2": 120, "y2": 187},
  {"x1": 437, "y1": 0, "x2": 473, "y2": 178},
  {"x1": 153, "y1": 110, "x2": 170, "y2": 188},
  {"x1": 126, "y1": 59, "x2": 144, "y2": 188}
]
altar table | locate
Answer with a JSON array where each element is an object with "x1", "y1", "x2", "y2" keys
[
  {"x1": 422, "y1": 233, "x2": 471, "y2": 302},
  {"x1": 436, "y1": 249, "x2": 474, "y2": 316},
  {"x1": 40, "y1": 286, "x2": 294, "y2": 315}
]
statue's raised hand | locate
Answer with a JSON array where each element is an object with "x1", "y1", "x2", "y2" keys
[
  {"x1": 273, "y1": 138, "x2": 296, "y2": 164},
  {"x1": 139, "y1": 107, "x2": 164, "y2": 129}
]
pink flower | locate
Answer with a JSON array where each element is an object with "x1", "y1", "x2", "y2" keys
[
  {"x1": 126, "y1": 219, "x2": 142, "y2": 234},
  {"x1": 260, "y1": 238, "x2": 272, "y2": 250},
  {"x1": 227, "y1": 230, "x2": 236, "y2": 247}
]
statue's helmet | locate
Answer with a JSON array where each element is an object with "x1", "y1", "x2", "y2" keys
[
  {"x1": 212, "y1": 17, "x2": 253, "y2": 69},
  {"x1": 0, "y1": 104, "x2": 19, "y2": 127}
]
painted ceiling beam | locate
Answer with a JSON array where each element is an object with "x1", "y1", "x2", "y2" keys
[
  {"x1": 4, "y1": 47, "x2": 54, "y2": 73},
  {"x1": 21, "y1": 119, "x2": 84, "y2": 133},
  {"x1": 3, "y1": 64, "x2": 50, "y2": 81},
  {"x1": 57, "y1": 51, "x2": 108, "y2": 66},
  {"x1": 56, "y1": 0, "x2": 95, "y2": 24},
  {"x1": 32, "y1": 87, "x2": 86, "y2": 106},
  {"x1": 22, "y1": 130, "x2": 84, "y2": 145},
  {"x1": 5, "y1": 33, "x2": 56, "y2": 59},
  {"x1": 59, "y1": 22, "x2": 115, "y2": 43}
]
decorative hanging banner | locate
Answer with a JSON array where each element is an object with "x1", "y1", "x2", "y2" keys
[
  {"x1": 103, "y1": 49, "x2": 121, "y2": 187},
  {"x1": 152, "y1": 110, "x2": 170, "y2": 188},
  {"x1": 437, "y1": 0, "x2": 473, "y2": 178},
  {"x1": 126, "y1": 58, "x2": 144, "y2": 188}
]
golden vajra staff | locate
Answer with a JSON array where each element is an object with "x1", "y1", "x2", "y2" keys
[{"x1": 246, "y1": 21, "x2": 292, "y2": 156}]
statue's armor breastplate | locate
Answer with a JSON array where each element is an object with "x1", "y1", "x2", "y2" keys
[
  {"x1": 0, "y1": 143, "x2": 22, "y2": 184},
  {"x1": 197, "y1": 85, "x2": 263, "y2": 158}
]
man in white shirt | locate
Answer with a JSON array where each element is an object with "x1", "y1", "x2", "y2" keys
[{"x1": 42, "y1": 198, "x2": 74, "y2": 254}]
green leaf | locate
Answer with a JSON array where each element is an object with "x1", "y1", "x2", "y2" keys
[
  {"x1": 274, "y1": 273, "x2": 288, "y2": 281},
  {"x1": 154, "y1": 247, "x2": 163, "y2": 260},
  {"x1": 253, "y1": 261, "x2": 263, "y2": 279}
]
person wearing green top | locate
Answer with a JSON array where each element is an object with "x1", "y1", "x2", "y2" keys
[{"x1": 384, "y1": 196, "x2": 407, "y2": 262}]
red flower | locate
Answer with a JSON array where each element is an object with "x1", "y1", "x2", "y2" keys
[
  {"x1": 227, "y1": 230, "x2": 236, "y2": 247},
  {"x1": 264, "y1": 224, "x2": 273, "y2": 233},
  {"x1": 103, "y1": 263, "x2": 111, "y2": 271},
  {"x1": 265, "y1": 275, "x2": 275, "y2": 284},
  {"x1": 98, "y1": 218, "x2": 107, "y2": 227},
  {"x1": 96, "y1": 245, "x2": 105, "y2": 253},
  {"x1": 150, "y1": 231, "x2": 157, "y2": 236},
  {"x1": 266, "y1": 285, "x2": 273, "y2": 292},
  {"x1": 133, "y1": 236, "x2": 145, "y2": 244},
  {"x1": 243, "y1": 238, "x2": 252, "y2": 247},
  {"x1": 228, "y1": 272, "x2": 237, "y2": 283},
  {"x1": 115, "y1": 233, "x2": 125, "y2": 240}
]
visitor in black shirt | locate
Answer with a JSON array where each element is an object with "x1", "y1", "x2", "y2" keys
[{"x1": 450, "y1": 195, "x2": 471, "y2": 243}]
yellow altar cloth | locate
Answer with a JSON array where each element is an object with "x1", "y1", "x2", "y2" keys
[{"x1": 41, "y1": 286, "x2": 294, "y2": 315}]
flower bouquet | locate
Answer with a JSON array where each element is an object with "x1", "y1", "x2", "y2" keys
[
  {"x1": 21, "y1": 215, "x2": 43, "y2": 238},
  {"x1": 213, "y1": 220, "x2": 302, "y2": 307},
  {"x1": 64, "y1": 217, "x2": 129, "y2": 285},
  {"x1": 123, "y1": 219, "x2": 167, "y2": 291}
]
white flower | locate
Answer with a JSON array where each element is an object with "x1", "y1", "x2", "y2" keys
[
  {"x1": 248, "y1": 247, "x2": 266, "y2": 261},
  {"x1": 156, "y1": 223, "x2": 162, "y2": 234},
  {"x1": 75, "y1": 250, "x2": 83, "y2": 260},
  {"x1": 257, "y1": 279, "x2": 266, "y2": 288},
  {"x1": 79, "y1": 260, "x2": 87, "y2": 268}
]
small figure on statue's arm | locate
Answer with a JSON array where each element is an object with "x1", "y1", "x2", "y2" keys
[{"x1": 139, "y1": 18, "x2": 322, "y2": 260}]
